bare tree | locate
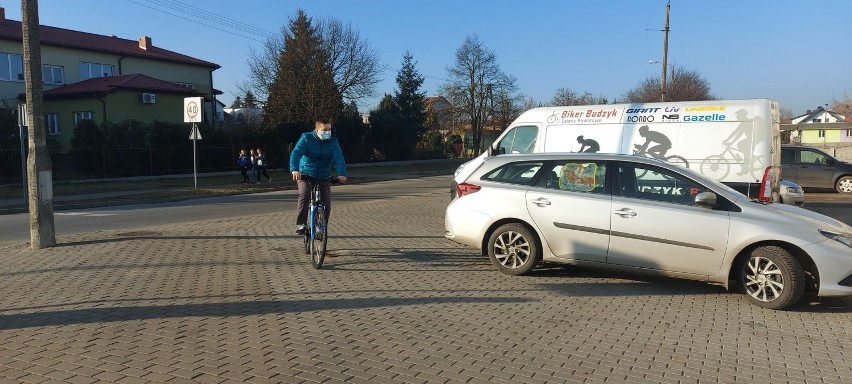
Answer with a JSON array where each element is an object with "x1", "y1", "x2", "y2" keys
[
  {"x1": 442, "y1": 34, "x2": 516, "y2": 154},
  {"x1": 550, "y1": 88, "x2": 607, "y2": 106},
  {"x1": 622, "y1": 65, "x2": 714, "y2": 103},
  {"x1": 241, "y1": 13, "x2": 382, "y2": 105},
  {"x1": 831, "y1": 91, "x2": 852, "y2": 118}
]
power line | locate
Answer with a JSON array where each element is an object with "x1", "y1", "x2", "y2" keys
[{"x1": 123, "y1": 0, "x2": 277, "y2": 43}]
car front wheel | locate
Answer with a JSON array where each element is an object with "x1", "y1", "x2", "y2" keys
[
  {"x1": 738, "y1": 246, "x2": 805, "y2": 310},
  {"x1": 487, "y1": 223, "x2": 541, "y2": 276},
  {"x1": 836, "y1": 176, "x2": 852, "y2": 194}
]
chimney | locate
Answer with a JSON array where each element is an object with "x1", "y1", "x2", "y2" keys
[
  {"x1": 138, "y1": 36, "x2": 152, "y2": 50},
  {"x1": 0, "y1": 7, "x2": 5, "y2": 22}
]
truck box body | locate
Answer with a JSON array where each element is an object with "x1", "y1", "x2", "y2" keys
[{"x1": 454, "y1": 98, "x2": 781, "y2": 199}]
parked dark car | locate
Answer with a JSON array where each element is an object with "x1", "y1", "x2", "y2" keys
[{"x1": 781, "y1": 145, "x2": 852, "y2": 194}]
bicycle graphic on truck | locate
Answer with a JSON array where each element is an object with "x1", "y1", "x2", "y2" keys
[{"x1": 699, "y1": 141, "x2": 768, "y2": 181}]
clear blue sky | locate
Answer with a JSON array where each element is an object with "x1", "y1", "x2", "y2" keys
[{"x1": 5, "y1": 0, "x2": 851, "y2": 116}]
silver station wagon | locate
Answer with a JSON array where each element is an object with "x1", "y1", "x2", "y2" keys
[{"x1": 445, "y1": 153, "x2": 852, "y2": 310}]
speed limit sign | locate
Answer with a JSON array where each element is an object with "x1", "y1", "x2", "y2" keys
[{"x1": 184, "y1": 97, "x2": 203, "y2": 123}]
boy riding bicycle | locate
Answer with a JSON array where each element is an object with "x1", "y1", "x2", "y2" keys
[{"x1": 290, "y1": 117, "x2": 348, "y2": 235}]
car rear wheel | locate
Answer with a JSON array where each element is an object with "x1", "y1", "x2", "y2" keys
[
  {"x1": 488, "y1": 223, "x2": 541, "y2": 276},
  {"x1": 835, "y1": 176, "x2": 852, "y2": 194},
  {"x1": 738, "y1": 246, "x2": 805, "y2": 310}
]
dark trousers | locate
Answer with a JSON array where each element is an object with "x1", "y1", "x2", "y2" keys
[
  {"x1": 296, "y1": 179, "x2": 331, "y2": 225},
  {"x1": 240, "y1": 167, "x2": 249, "y2": 182},
  {"x1": 258, "y1": 165, "x2": 270, "y2": 180}
]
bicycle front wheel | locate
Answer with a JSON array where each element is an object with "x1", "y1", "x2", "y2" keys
[
  {"x1": 700, "y1": 155, "x2": 730, "y2": 180},
  {"x1": 310, "y1": 207, "x2": 328, "y2": 269}
]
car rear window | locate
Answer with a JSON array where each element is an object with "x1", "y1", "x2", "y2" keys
[{"x1": 482, "y1": 162, "x2": 543, "y2": 185}]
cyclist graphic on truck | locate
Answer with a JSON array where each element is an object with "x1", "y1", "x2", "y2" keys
[
  {"x1": 634, "y1": 125, "x2": 672, "y2": 159},
  {"x1": 576, "y1": 135, "x2": 600, "y2": 153},
  {"x1": 723, "y1": 109, "x2": 758, "y2": 176}
]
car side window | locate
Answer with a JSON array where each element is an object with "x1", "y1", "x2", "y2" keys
[
  {"x1": 497, "y1": 125, "x2": 538, "y2": 155},
  {"x1": 780, "y1": 148, "x2": 795, "y2": 164},
  {"x1": 481, "y1": 162, "x2": 543, "y2": 185},
  {"x1": 541, "y1": 161, "x2": 607, "y2": 194},
  {"x1": 800, "y1": 150, "x2": 827, "y2": 165},
  {"x1": 619, "y1": 163, "x2": 706, "y2": 205}
]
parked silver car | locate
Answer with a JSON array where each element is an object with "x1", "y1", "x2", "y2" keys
[
  {"x1": 780, "y1": 180, "x2": 805, "y2": 206},
  {"x1": 445, "y1": 153, "x2": 852, "y2": 310}
]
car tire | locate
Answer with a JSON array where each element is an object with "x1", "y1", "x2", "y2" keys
[
  {"x1": 737, "y1": 246, "x2": 805, "y2": 310},
  {"x1": 487, "y1": 223, "x2": 541, "y2": 276},
  {"x1": 835, "y1": 176, "x2": 852, "y2": 194}
]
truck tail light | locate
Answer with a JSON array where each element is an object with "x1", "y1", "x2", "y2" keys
[
  {"x1": 456, "y1": 183, "x2": 481, "y2": 198},
  {"x1": 759, "y1": 166, "x2": 775, "y2": 202}
]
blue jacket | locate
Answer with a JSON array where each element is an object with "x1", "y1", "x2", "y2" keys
[{"x1": 289, "y1": 131, "x2": 347, "y2": 178}]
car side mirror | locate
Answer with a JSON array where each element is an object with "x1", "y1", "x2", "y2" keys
[
  {"x1": 825, "y1": 158, "x2": 836, "y2": 166},
  {"x1": 695, "y1": 192, "x2": 717, "y2": 208}
]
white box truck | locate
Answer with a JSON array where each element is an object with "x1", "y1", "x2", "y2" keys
[{"x1": 453, "y1": 98, "x2": 782, "y2": 200}]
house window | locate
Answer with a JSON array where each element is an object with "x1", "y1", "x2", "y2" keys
[
  {"x1": 74, "y1": 111, "x2": 94, "y2": 125},
  {"x1": 818, "y1": 130, "x2": 826, "y2": 138},
  {"x1": 44, "y1": 113, "x2": 60, "y2": 135},
  {"x1": 79, "y1": 62, "x2": 114, "y2": 81},
  {"x1": 175, "y1": 82, "x2": 195, "y2": 89},
  {"x1": 812, "y1": 118, "x2": 822, "y2": 123},
  {"x1": 0, "y1": 52, "x2": 24, "y2": 81},
  {"x1": 42, "y1": 65, "x2": 64, "y2": 85},
  {"x1": 847, "y1": 130, "x2": 852, "y2": 137}
]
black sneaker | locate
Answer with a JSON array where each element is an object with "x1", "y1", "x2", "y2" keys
[{"x1": 296, "y1": 225, "x2": 306, "y2": 235}]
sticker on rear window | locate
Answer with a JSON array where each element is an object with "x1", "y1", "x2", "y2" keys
[{"x1": 559, "y1": 163, "x2": 597, "y2": 192}]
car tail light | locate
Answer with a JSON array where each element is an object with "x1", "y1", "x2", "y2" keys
[{"x1": 456, "y1": 183, "x2": 481, "y2": 198}]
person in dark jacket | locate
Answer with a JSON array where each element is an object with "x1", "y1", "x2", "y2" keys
[
  {"x1": 237, "y1": 149, "x2": 251, "y2": 183},
  {"x1": 289, "y1": 117, "x2": 347, "y2": 234}
]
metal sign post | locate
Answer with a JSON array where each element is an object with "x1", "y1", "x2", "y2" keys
[
  {"x1": 17, "y1": 103, "x2": 28, "y2": 201},
  {"x1": 184, "y1": 97, "x2": 203, "y2": 189}
]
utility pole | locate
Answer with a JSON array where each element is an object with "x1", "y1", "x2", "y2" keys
[
  {"x1": 22, "y1": 0, "x2": 56, "y2": 249},
  {"x1": 660, "y1": 0, "x2": 670, "y2": 102}
]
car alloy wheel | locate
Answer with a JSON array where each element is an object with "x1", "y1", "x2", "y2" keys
[
  {"x1": 836, "y1": 176, "x2": 852, "y2": 194},
  {"x1": 488, "y1": 223, "x2": 541, "y2": 276},
  {"x1": 739, "y1": 246, "x2": 805, "y2": 310}
]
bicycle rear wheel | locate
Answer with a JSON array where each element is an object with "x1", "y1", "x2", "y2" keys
[{"x1": 310, "y1": 207, "x2": 328, "y2": 269}]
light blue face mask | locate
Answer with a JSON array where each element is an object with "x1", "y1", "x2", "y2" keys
[{"x1": 319, "y1": 131, "x2": 331, "y2": 140}]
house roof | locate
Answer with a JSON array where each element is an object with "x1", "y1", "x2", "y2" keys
[
  {"x1": 43, "y1": 73, "x2": 207, "y2": 98},
  {"x1": 0, "y1": 9, "x2": 219, "y2": 69},
  {"x1": 791, "y1": 106, "x2": 847, "y2": 124}
]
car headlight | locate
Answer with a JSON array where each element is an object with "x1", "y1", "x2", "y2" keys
[
  {"x1": 820, "y1": 230, "x2": 852, "y2": 248},
  {"x1": 785, "y1": 186, "x2": 802, "y2": 193}
]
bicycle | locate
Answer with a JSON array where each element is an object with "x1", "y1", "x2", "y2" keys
[
  {"x1": 302, "y1": 176, "x2": 341, "y2": 269},
  {"x1": 632, "y1": 144, "x2": 689, "y2": 179},
  {"x1": 700, "y1": 141, "x2": 768, "y2": 181}
]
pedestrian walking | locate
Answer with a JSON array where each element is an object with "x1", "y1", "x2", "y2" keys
[
  {"x1": 256, "y1": 148, "x2": 271, "y2": 182},
  {"x1": 249, "y1": 148, "x2": 260, "y2": 184},
  {"x1": 237, "y1": 149, "x2": 251, "y2": 184}
]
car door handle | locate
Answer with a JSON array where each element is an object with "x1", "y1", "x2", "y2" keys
[
  {"x1": 613, "y1": 208, "x2": 637, "y2": 217},
  {"x1": 531, "y1": 197, "x2": 551, "y2": 207}
]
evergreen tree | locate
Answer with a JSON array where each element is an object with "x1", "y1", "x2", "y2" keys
[
  {"x1": 368, "y1": 94, "x2": 402, "y2": 160},
  {"x1": 243, "y1": 91, "x2": 258, "y2": 108},
  {"x1": 266, "y1": 9, "x2": 342, "y2": 138},
  {"x1": 230, "y1": 96, "x2": 243, "y2": 108},
  {"x1": 393, "y1": 51, "x2": 426, "y2": 158}
]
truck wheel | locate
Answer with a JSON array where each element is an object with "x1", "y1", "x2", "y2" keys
[
  {"x1": 737, "y1": 246, "x2": 805, "y2": 310},
  {"x1": 836, "y1": 176, "x2": 852, "y2": 194}
]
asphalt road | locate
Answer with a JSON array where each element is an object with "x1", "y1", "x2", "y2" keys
[{"x1": 0, "y1": 176, "x2": 450, "y2": 244}]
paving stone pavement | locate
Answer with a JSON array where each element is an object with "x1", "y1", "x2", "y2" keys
[{"x1": 0, "y1": 187, "x2": 851, "y2": 383}]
